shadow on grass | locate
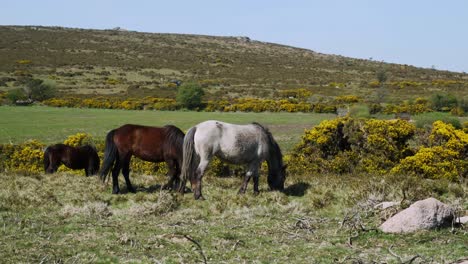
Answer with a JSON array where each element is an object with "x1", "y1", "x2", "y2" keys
[
  {"x1": 284, "y1": 182, "x2": 310, "y2": 197},
  {"x1": 132, "y1": 184, "x2": 192, "y2": 194},
  {"x1": 135, "y1": 184, "x2": 164, "y2": 193}
]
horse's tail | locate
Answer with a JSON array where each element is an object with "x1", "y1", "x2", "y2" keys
[
  {"x1": 100, "y1": 129, "x2": 118, "y2": 182},
  {"x1": 43, "y1": 146, "x2": 50, "y2": 173},
  {"x1": 181, "y1": 126, "x2": 197, "y2": 183}
]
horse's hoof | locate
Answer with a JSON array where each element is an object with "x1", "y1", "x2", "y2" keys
[
  {"x1": 194, "y1": 194, "x2": 205, "y2": 200},
  {"x1": 237, "y1": 189, "x2": 246, "y2": 195}
]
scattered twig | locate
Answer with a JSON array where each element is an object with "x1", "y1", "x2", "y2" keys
[
  {"x1": 39, "y1": 256, "x2": 48, "y2": 264},
  {"x1": 388, "y1": 244, "x2": 421, "y2": 264},
  {"x1": 231, "y1": 240, "x2": 244, "y2": 251},
  {"x1": 388, "y1": 245, "x2": 403, "y2": 263},
  {"x1": 184, "y1": 234, "x2": 207, "y2": 264},
  {"x1": 404, "y1": 255, "x2": 421, "y2": 264},
  {"x1": 281, "y1": 228, "x2": 311, "y2": 241},
  {"x1": 338, "y1": 211, "x2": 359, "y2": 231},
  {"x1": 347, "y1": 232, "x2": 359, "y2": 247},
  {"x1": 334, "y1": 255, "x2": 365, "y2": 264}
]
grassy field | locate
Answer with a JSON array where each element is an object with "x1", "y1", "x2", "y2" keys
[
  {"x1": 0, "y1": 105, "x2": 336, "y2": 152},
  {"x1": 0, "y1": 172, "x2": 466, "y2": 263},
  {"x1": 0, "y1": 106, "x2": 467, "y2": 263}
]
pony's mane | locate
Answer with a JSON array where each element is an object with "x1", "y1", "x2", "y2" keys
[
  {"x1": 251, "y1": 122, "x2": 283, "y2": 158},
  {"x1": 164, "y1": 125, "x2": 185, "y2": 154}
]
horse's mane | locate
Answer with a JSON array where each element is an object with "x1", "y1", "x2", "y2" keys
[
  {"x1": 251, "y1": 122, "x2": 283, "y2": 158},
  {"x1": 164, "y1": 125, "x2": 185, "y2": 154}
]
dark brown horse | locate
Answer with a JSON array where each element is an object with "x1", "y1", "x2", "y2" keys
[
  {"x1": 99, "y1": 124, "x2": 185, "y2": 194},
  {"x1": 44, "y1": 144, "x2": 100, "y2": 176}
]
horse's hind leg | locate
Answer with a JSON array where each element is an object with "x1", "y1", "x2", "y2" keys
[
  {"x1": 121, "y1": 156, "x2": 136, "y2": 193},
  {"x1": 192, "y1": 158, "x2": 209, "y2": 200},
  {"x1": 239, "y1": 163, "x2": 260, "y2": 195},
  {"x1": 111, "y1": 158, "x2": 121, "y2": 194}
]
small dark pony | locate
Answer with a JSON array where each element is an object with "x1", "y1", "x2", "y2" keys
[
  {"x1": 99, "y1": 124, "x2": 185, "y2": 194},
  {"x1": 44, "y1": 144, "x2": 100, "y2": 176}
]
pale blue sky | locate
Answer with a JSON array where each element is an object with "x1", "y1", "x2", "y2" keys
[{"x1": 2, "y1": 0, "x2": 468, "y2": 73}]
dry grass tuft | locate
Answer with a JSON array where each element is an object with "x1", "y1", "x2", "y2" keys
[
  {"x1": 125, "y1": 191, "x2": 179, "y2": 217},
  {"x1": 60, "y1": 201, "x2": 112, "y2": 219}
]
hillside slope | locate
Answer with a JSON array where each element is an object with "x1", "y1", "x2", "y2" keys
[{"x1": 0, "y1": 26, "x2": 466, "y2": 101}]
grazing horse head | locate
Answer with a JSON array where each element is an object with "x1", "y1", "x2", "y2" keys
[
  {"x1": 181, "y1": 120, "x2": 287, "y2": 200},
  {"x1": 252, "y1": 122, "x2": 287, "y2": 191},
  {"x1": 81, "y1": 145, "x2": 100, "y2": 175}
]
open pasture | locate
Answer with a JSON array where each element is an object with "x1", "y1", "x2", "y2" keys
[
  {"x1": 0, "y1": 105, "x2": 336, "y2": 152},
  {"x1": 1, "y1": 172, "x2": 466, "y2": 263},
  {"x1": 0, "y1": 105, "x2": 467, "y2": 263}
]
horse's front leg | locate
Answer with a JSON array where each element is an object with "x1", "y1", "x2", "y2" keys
[
  {"x1": 239, "y1": 164, "x2": 259, "y2": 195},
  {"x1": 84, "y1": 163, "x2": 90, "y2": 177},
  {"x1": 238, "y1": 171, "x2": 252, "y2": 194},
  {"x1": 51, "y1": 162, "x2": 60, "y2": 173},
  {"x1": 163, "y1": 159, "x2": 179, "y2": 191}
]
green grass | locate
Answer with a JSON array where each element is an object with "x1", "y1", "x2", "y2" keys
[
  {"x1": 0, "y1": 105, "x2": 336, "y2": 152},
  {"x1": 0, "y1": 172, "x2": 466, "y2": 263},
  {"x1": 1, "y1": 106, "x2": 467, "y2": 263},
  {"x1": 412, "y1": 111, "x2": 465, "y2": 129}
]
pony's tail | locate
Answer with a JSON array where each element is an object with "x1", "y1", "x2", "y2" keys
[
  {"x1": 43, "y1": 147, "x2": 50, "y2": 173},
  {"x1": 99, "y1": 129, "x2": 118, "y2": 182},
  {"x1": 181, "y1": 127, "x2": 197, "y2": 184}
]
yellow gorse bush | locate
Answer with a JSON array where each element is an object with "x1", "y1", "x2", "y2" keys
[
  {"x1": 391, "y1": 146, "x2": 461, "y2": 181},
  {"x1": 130, "y1": 159, "x2": 168, "y2": 176},
  {"x1": 292, "y1": 117, "x2": 416, "y2": 175},
  {"x1": 63, "y1": 133, "x2": 93, "y2": 147},
  {"x1": 1, "y1": 140, "x2": 45, "y2": 174},
  {"x1": 293, "y1": 117, "x2": 466, "y2": 180},
  {"x1": 334, "y1": 95, "x2": 361, "y2": 104},
  {"x1": 429, "y1": 121, "x2": 468, "y2": 153},
  {"x1": 43, "y1": 97, "x2": 179, "y2": 111},
  {"x1": 278, "y1": 88, "x2": 312, "y2": 100},
  {"x1": 392, "y1": 121, "x2": 468, "y2": 180}
]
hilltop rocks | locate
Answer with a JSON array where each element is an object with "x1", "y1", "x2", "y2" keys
[{"x1": 379, "y1": 198, "x2": 455, "y2": 233}]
